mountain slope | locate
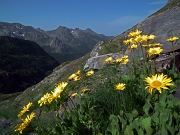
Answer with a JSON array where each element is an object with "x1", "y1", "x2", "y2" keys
[{"x1": 0, "y1": 36, "x2": 59, "y2": 94}]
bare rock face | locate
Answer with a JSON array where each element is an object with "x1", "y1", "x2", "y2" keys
[{"x1": 137, "y1": 7, "x2": 180, "y2": 49}]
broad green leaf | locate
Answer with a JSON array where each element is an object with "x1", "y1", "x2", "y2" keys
[
  {"x1": 124, "y1": 125, "x2": 134, "y2": 135},
  {"x1": 141, "y1": 117, "x2": 153, "y2": 135}
]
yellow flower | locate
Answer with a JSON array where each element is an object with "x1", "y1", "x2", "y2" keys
[
  {"x1": 74, "y1": 76, "x2": 81, "y2": 81},
  {"x1": 68, "y1": 70, "x2": 81, "y2": 81},
  {"x1": 18, "y1": 102, "x2": 33, "y2": 118},
  {"x1": 148, "y1": 34, "x2": 156, "y2": 40},
  {"x1": 104, "y1": 57, "x2": 113, "y2": 63},
  {"x1": 142, "y1": 35, "x2": 149, "y2": 42},
  {"x1": 121, "y1": 58, "x2": 130, "y2": 64},
  {"x1": 147, "y1": 47, "x2": 163, "y2": 56},
  {"x1": 71, "y1": 92, "x2": 77, "y2": 97},
  {"x1": 81, "y1": 88, "x2": 90, "y2": 93},
  {"x1": 115, "y1": 58, "x2": 122, "y2": 63},
  {"x1": 121, "y1": 55, "x2": 128, "y2": 59},
  {"x1": 68, "y1": 73, "x2": 76, "y2": 80},
  {"x1": 51, "y1": 82, "x2": 68, "y2": 99},
  {"x1": 38, "y1": 93, "x2": 53, "y2": 106},
  {"x1": 166, "y1": 36, "x2": 179, "y2": 42},
  {"x1": 75, "y1": 70, "x2": 81, "y2": 76},
  {"x1": 128, "y1": 31, "x2": 135, "y2": 37},
  {"x1": 135, "y1": 35, "x2": 143, "y2": 42},
  {"x1": 114, "y1": 83, "x2": 126, "y2": 91},
  {"x1": 123, "y1": 39, "x2": 131, "y2": 45},
  {"x1": 128, "y1": 44, "x2": 138, "y2": 49},
  {"x1": 15, "y1": 112, "x2": 36, "y2": 134},
  {"x1": 144, "y1": 73, "x2": 174, "y2": 94},
  {"x1": 128, "y1": 30, "x2": 142, "y2": 37},
  {"x1": 134, "y1": 30, "x2": 142, "y2": 36},
  {"x1": 129, "y1": 38, "x2": 136, "y2": 43},
  {"x1": 86, "y1": 70, "x2": 94, "y2": 76}
]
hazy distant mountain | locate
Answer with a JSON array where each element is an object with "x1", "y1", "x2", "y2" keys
[
  {"x1": 0, "y1": 36, "x2": 59, "y2": 93},
  {"x1": 0, "y1": 22, "x2": 112, "y2": 63}
]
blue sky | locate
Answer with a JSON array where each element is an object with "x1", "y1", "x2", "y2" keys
[{"x1": 0, "y1": 0, "x2": 168, "y2": 36}]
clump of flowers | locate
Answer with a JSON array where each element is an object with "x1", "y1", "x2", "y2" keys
[
  {"x1": 18, "y1": 102, "x2": 33, "y2": 118},
  {"x1": 144, "y1": 73, "x2": 174, "y2": 94},
  {"x1": 15, "y1": 112, "x2": 36, "y2": 134},
  {"x1": 114, "y1": 83, "x2": 126, "y2": 91},
  {"x1": 38, "y1": 82, "x2": 68, "y2": 106}
]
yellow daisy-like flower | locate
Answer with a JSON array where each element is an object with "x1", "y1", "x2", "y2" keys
[
  {"x1": 68, "y1": 70, "x2": 81, "y2": 81},
  {"x1": 135, "y1": 35, "x2": 143, "y2": 43},
  {"x1": 81, "y1": 88, "x2": 90, "y2": 93},
  {"x1": 123, "y1": 39, "x2": 131, "y2": 45},
  {"x1": 114, "y1": 83, "x2": 126, "y2": 91},
  {"x1": 144, "y1": 73, "x2": 174, "y2": 94},
  {"x1": 38, "y1": 93, "x2": 53, "y2": 106},
  {"x1": 121, "y1": 55, "x2": 128, "y2": 59},
  {"x1": 86, "y1": 70, "x2": 94, "y2": 76},
  {"x1": 128, "y1": 30, "x2": 142, "y2": 37},
  {"x1": 74, "y1": 76, "x2": 81, "y2": 81},
  {"x1": 18, "y1": 102, "x2": 33, "y2": 118},
  {"x1": 128, "y1": 31, "x2": 135, "y2": 37},
  {"x1": 51, "y1": 82, "x2": 68, "y2": 99},
  {"x1": 15, "y1": 112, "x2": 36, "y2": 134},
  {"x1": 68, "y1": 73, "x2": 76, "y2": 80},
  {"x1": 71, "y1": 92, "x2": 77, "y2": 97},
  {"x1": 104, "y1": 57, "x2": 113, "y2": 63},
  {"x1": 115, "y1": 58, "x2": 122, "y2": 63},
  {"x1": 147, "y1": 47, "x2": 163, "y2": 56},
  {"x1": 129, "y1": 38, "x2": 136, "y2": 43},
  {"x1": 148, "y1": 34, "x2": 156, "y2": 40},
  {"x1": 142, "y1": 35, "x2": 149, "y2": 42},
  {"x1": 128, "y1": 44, "x2": 138, "y2": 49},
  {"x1": 134, "y1": 30, "x2": 142, "y2": 36},
  {"x1": 166, "y1": 36, "x2": 179, "y2": 42},
  {"x1": 121, "y1": 58, "x2": 130, "y2": 65}
]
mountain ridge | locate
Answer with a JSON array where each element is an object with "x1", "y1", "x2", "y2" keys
[{"x1": 0, "y1": 22, "x2": 112, "y2": 63}]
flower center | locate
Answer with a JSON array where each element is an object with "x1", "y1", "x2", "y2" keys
[
  {"x1": 151, "y1": 50, "x2": 157, "y2": 54},
  {"x1": 152, "y1": 80, "x2": 162, "y2": 87}
]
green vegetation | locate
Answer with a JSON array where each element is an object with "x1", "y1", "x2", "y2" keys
[{"x1": 99, "y1": 39, "x2": 124, "y2": 55}]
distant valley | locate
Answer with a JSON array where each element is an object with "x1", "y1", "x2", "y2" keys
[{"x1": 0, "y1": 36, "x2": 59, "y2": 93}]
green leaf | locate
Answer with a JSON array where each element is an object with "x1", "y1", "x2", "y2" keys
[
  {"x1": 141, "y1": 117, "x2": 153, "y2": 135},
  {"x1": 143, "y1": 102, "x2": 151, "y2": 116},
  {"x1": 160, "y1": 125, "x2": 168, "y2": 135},
  {"x1": 124, "y1": 125, "x2": 134, "y2": 135}
]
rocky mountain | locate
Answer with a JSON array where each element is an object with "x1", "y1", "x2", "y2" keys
[
  {"x1": 0, "y1": 36, "x2": 59, "y2": 94},
  {"x1": 0, "y1": 22, "x2": 112, "y2": 63}
]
